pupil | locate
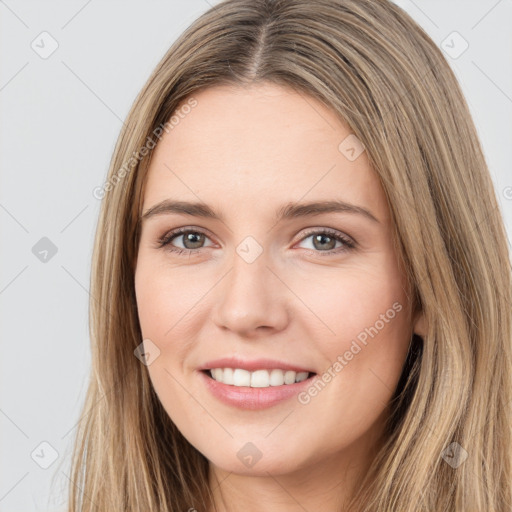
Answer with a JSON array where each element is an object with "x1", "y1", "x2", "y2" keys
[
  {"x1": 314, "y1": 234, "x2": 335, "y2": 250},
  {"x1": 185, "y1": 232, "x2": 203, "y2": 249}
]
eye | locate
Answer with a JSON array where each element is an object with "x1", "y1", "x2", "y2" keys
[
  {"x1": 157, "y1": 228, "x2": 214, "y2": 255},
  {"x1": 156, "y1": 227, "x2": 356, "y2": 256},
  {"x1": 295, "y1": 228, "x2": 356, "y2": 256}
]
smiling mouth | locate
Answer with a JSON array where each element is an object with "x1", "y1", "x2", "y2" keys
[{"x1": 202, "y1": 368, "x2": 317, "y2": 388}]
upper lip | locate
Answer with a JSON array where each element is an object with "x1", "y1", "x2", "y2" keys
[{"x1": 199, "y1": 357, "x2": 315, "y2": 374}]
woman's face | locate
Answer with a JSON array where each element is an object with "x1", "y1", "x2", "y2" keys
[{"x1": 135, "y1": 83, "x2": 424, "y2": 480}]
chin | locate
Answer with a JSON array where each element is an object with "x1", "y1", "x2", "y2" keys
[{"x1": 199, "y1": 435, "x2": 316, "y2": 477}]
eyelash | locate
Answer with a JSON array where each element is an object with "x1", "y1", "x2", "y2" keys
[{"x1": 156, "y1": 227, "x2": 356, "y2": 257}]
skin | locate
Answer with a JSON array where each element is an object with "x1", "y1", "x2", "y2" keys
[{"x1": 134, "y1": 83, "x2": 426, "y2": 511}]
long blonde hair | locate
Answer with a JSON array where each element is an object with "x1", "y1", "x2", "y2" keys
[{"x1": 66, "y1": 0, "x2": 512, "y2": 510}]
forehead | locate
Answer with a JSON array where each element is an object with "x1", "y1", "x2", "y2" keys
[{"x1": 142, "y1": 83, "x2": 389, "y2": 224}]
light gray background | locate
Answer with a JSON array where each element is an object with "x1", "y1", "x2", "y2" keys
[{"x1": 1, "y1": 1, "x2": 511, "y2": 510}]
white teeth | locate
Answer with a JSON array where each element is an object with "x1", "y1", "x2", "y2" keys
[
  {"x1": 284, "y1": 370, "x2": 296, "y2": 384},
  {"x1": 223, "y1": 367, "x2": 234, "y2": 385},
  {"x1": 269, "y1": 368, "x2": 284, "y2": 386},
  {"x1": 295, "y1": 371, "x2": 309, "y2": 382},
  {"x1": 251, "y1": 370, "x2": 270, "y2": 387},
  {"x1": 212, "y1": 368, "x2": 223, "y2": 381},
  {"x1": 208, "y1": 368, "x2": 313, "y2": 387},
  {"x1": 233, "y1": 368, "x2": 251, "y2": 386}
]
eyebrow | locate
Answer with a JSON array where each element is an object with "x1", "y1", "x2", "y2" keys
[{"x1": 141, "y1": 199, "x2": 380, "y2": 224}]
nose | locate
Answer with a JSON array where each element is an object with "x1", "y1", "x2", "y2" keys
[{"x1": 212, "y1": 249, "x2": 289, "y2": 337}]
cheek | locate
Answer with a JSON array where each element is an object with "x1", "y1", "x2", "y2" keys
[
  {"x1": 134, "y1": 270, "x2": 166, "y2": 340},
  {"x1": 134, "y1": 262, "x2": 198, "y2": 435},
  {"x1": 134, "y1": 256, "x2": 211, "y2": 375},
  {"x1": 293, "y1": 264, "x2": 407, "y2": 341},
  {"x1": 134, "y1": 256, "x2": 194, "y2": 340},
  {"x1": 298, "y1": 266, "x2": 411, "y2": 402}
]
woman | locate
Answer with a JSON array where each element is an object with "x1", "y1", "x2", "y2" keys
[{"x1": 68, "y1": 0, "x2": 512, "y2": 510}]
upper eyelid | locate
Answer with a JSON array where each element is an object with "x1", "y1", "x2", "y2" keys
[{"x1": 160, "y1": 226, "x2": 212, "y2": 242}]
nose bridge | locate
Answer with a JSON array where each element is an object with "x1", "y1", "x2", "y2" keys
[{"x1": 213, "y1": 241, "x2": 288, "y2": 334}]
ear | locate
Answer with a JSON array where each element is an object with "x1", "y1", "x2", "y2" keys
[{"x1": 413, "y1": 310, "x2": 427, "y2": 338}]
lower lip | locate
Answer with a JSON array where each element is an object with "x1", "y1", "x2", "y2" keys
[{"x1": 198, "y1": 370, "x2": 316, "y2": 410}]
